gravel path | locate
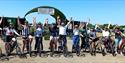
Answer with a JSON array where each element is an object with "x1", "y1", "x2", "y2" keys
[{"x1": 0, "y1": 37, "x2": 125, "y2": 63}]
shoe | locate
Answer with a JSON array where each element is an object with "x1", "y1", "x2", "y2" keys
[
  {"x1": 115, "y1": 52, "x2": 118, "y2": 54},
  {"x1": 120, "y1": 52, "x2": 123, "y2": 56}
]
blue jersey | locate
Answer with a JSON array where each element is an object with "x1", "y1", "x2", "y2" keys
[
  {"x1": 35, "y1": 27, "x2": 44, "y2": 37},
  {"x1": 49, "y1": 27, "x2": 57, "y2": 37},
  {"x1": 22, "y1": 27, "x2": 29, "y2": 37}
]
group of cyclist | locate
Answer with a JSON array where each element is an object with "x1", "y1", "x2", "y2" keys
[{"x1": 0, "y1": 16, "x2": 125, "y2": 58}]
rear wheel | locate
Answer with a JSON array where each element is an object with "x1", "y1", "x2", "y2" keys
[
  {"x1": 16, "y1": 46, "x2": 22, "y2": 57},
  {"x1": 63, "y1": 45, "x2": 68, "y2": 57},
  {"x1": 0, "y1": 48, "x2": 2, "y2": 59},
  {"x1": 5, "y1": 43, "x2": 11, "y2": 56}
]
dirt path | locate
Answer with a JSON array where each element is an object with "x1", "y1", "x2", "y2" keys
[{"x1": 0, "y1": 37, "x2": 125, "y2": 63}]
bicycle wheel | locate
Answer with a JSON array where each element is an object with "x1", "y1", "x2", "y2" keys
[
  {"x1": 0, "y1": 48, "x2": 2, "y2": 58},
  {"x1": 49, "y1": 38, "x2": 54, "y2": 57},
  {"x1": 16, "y1": 46, "x2": 22, "y2": 57},
  {"x1": 63, "y1": 45, "x2": 68, "y2": 57},
  {"x1": 5, "y1": 43, "x2": 11, "y2": 56},
  {"x1": 76, "y1": 45, "x2": 80, "y2": 56},
  {"x1": 28, "y1": 41, "x2": 32, "y2": 57},
  {"x1": 122, "y1": 45, "x2": 125, "y2": 56}
]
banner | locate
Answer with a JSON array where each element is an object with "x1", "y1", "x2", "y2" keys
[{"x1": 38, "y1": 8, "x2": 55, "y2": 15}]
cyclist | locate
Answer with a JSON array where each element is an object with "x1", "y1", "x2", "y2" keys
[
  {"x1": 33, "y1": 17, "x2": 45, "y2": 56},
  {"x1": 57, "y1": 18, "x2": 71, "y2": 51},
  {"x1": 3, "y1": 23, "x2": 20, "y2": 57},
  {"x1": 49, "y1": 23, "x2": 58, "y2": 51},
  {"x1": 21, "y1": 21, "x2": 30, "y2": 54},
  {"x1": 72, "y1": 24, "x2": 81, "y2": 55}
]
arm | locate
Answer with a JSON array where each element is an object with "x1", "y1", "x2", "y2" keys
[
  {"x1": 96, "y1": 24, "x2": 103, "y2": 31},
  {"x1": 17, "y1": 16, "x2": 20, "y2": 25},
  {"x1": 13, "y1": 29, "x2": 20, "y2": 36},
  {"x1": 113, "y1": 24, "x2": 118, "y2": 30},
  {"x1": 66, "y1": 17, "x2": 72, "y2": 27},
  {"x1": 33, "y1": 17, "x2": 37, "y2": 31},
  {"x1": 0, "y1": 16, "x2": 3, "y2": 24}
]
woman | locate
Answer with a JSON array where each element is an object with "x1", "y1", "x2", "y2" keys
[
  {"x1": 72, "y1": 25, "x2": 80, "y2": 55},
  {"x1": 21, "y1": 21, "x2": 30, "y2": 54},
  {"x1": 49, "y1": 23, "x2": 58, "y2": 51},
  {"x1": 79, "y1": 23, "x2": 88, "y2": 50},
  {"x1": 34, "y1": 23, "x2": 44, "y2": 56}
]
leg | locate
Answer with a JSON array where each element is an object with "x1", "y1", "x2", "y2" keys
[{"x1": 35, "y1": 37, "x2": 38, "y2": 50}]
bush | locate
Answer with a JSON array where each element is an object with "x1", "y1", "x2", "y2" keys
[{"x1": 44, "y1": 35, "x2": 50, "y2": 40}]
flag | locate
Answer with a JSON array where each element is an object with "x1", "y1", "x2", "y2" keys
[{"x1": 119, "y1": 37, "x2": 124, "y2": 49}]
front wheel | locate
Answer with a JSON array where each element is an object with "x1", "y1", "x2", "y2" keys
[
  {"x1": 16, "y1": 46, "x2": 22, "y2": 57},
  {"x1": 122, "y1": 45, "x2": 125, "y2": 56}
]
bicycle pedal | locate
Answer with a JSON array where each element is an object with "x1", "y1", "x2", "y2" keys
[
  {"x1": 53, "y1": 54, "x2": 61, "y2": 57},
  {"x1": 19, "y1": 54, "x2": 27, "y2": 59},
  {"x1": 30, "y1": 53, "x2": 37, "y2": 58},
  {"x1": 66, "y1": 54, "x2": 73, "y2": 58},
  {"x1": 40, "y1": 54, "x2": 48, "y2": 58},
  {"x1": 1, "y1": 57, "x2": 9, "y2": 61},
  {"x1": 79, "y1": 54, "x2": 85, "y2": 57}
]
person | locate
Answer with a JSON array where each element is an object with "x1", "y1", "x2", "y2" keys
[
  {"x1": 3, "y1": 23, "x2": 20, "y2": 57},
  {"x1": 17, "y1": 16, "x2": 23, "y2": 35},
  {"x1": 102, "y1": 28, "x2": 110, "y2": 52},
  {"x1": 79, "y1": 22, "x2": 89, "y2": 50},
  {"x1": 34, "y1": 23, "x2": 44, "y2": 56},
  {"x1": 21, "y1": 21, "x2": 30, "y2": 54},
  {"x1": 72, "y1": 24, "x2": 81, "y2": 55},
  {"x1": 67, "y1": 23, "x2": 73, "y2": 36},
  {"x1": 0, "y1": 16, "x2": 3, "y2": 58},
  {"x1": 58, "y1": 18, "x2": 71, "y2": 51},
  {"x1": 114, "y1": 26, "x2": 122, "y2": 55},
  {"x1": 49, "y1": 23, "x2": 58, "y2": 51},
  {"x1": 57, "y1": 16, "x2": 61, "y2": 26},
  {"x1": 33, "y1": 17, "x2": 45, "y2": 56}
]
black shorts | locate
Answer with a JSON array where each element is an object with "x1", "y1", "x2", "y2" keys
[
  {"x1": 6, "y1": 36, "x2": 13, "y2": 42},
  {"x1": 22, "y1": 36, "x2": 28, "y2": 39},
  {"x1": 58, "y1": 35, "x2": 66, "y2": 40}
]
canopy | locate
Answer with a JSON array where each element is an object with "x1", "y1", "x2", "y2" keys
[{"x1": 24, "y1": 6, "x2": 67, "y2": 21}]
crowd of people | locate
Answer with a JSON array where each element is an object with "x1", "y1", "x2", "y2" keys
[{"x1": 0, "y1": 16, "x2": 125, "y2": 59}]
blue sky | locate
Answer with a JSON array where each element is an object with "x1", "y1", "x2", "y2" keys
[{"x1": 0, "y1": 0, "x2": 125, "y2": 25}]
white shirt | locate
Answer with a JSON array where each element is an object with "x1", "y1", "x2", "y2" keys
[
  {"x1": 5, "y1": 28, "x2": 19, "y2": 36},
  {"x1": 73, "y1": 29, "x2": 79, "y2": 35},
  {"x1": 59, "y1": 26, "x2": 67, "y2": 35},
  {"x1": 102, "y1": 30, "x2": 109, "y2": 37}
]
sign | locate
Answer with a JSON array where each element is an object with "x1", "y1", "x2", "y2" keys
[{"x1": 38, "y1": 8, "x2": 55, "y2": 15}]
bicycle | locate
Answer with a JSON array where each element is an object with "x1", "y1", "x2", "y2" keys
[
  {"x1": 22, "y1": 36, "x2": 32, "y2": 57},
  {"x1": 50, "y1": 37, "x2": 58, "y2": 57},
  {"x1": 4, "y1": 36, "x2": 22, "y2": 60},
  {"x1": 58, "y1": 36, "x2": 68, "y2": 57}
]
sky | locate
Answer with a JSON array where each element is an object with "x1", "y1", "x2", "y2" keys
[{"x1": 0, "y1": 0, "x2": 125, "y2": 25}]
